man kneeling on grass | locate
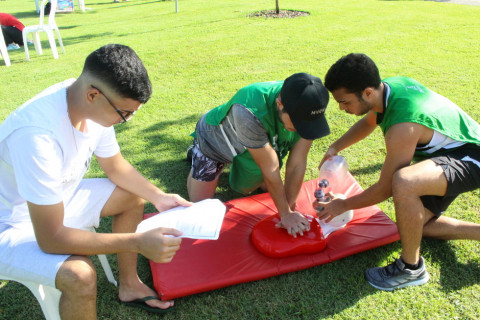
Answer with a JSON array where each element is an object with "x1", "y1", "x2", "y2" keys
[{"x1": 314, "y1": 53, "x2": 480, "y2": 291}]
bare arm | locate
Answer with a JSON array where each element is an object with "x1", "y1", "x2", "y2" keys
[
  {"x1": 97, "y1": 152, "x2": 191, "y2": 212},
  {"x1": 319, "y1": 111, "x2": 377, "y2": 167},
  {"x1": 28, "y1": 152, "x2": 191, "y2": 262},
  {"x1": 315, "y1": 122, "x2": 423, "y2": 220},
  {"x1": 284, "y1": 138, "x2": 313, "y2": 209},
  {"x1": 28, "y1": 201, "x2": 182, "y2": 263},
  {"x1": 248, "y1": 143, "x2": 310, "y2": 237}
]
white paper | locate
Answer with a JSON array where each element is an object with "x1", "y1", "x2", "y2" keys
[{"x1": 136, "y1": 199, "x2": 226, "y2": 240}]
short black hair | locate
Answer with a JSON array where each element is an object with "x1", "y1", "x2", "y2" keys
[
  {"x1": 324, "y1": 53, "x2": 381, "y2": 96},
  {"x1": 82, "y1": 44, "x2": 152, "y2": 103}
]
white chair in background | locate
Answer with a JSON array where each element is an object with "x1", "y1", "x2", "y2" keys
[
  {"x1": 36, "y1": 0, "x2": 86, "y2": 13},
  {"x1": 77, "y1": 0, "x2": 86, "y2": 12},
  {"x1": 24, "y1": 0, "x2": 65, "y2": 61},
  {"x1": 0, "y1": 29, "x2": 11, "y2": 66},
  {"x1": 0, "y1": 227, "x2": 117, "y2": 320}
]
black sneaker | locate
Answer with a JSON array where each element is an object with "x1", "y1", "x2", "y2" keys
[
  {"x1": 365, "y1": 256, "x2": 430, "y2": 291},
  {"x1": 186, "y1": 144, "x2": 194, "y2": 162}
]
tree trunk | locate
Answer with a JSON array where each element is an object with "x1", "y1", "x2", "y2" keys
[{"x1": 275, "y1": 0, "x2": 279, "y2": 14}]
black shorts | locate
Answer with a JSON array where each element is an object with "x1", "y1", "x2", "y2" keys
[{"x1": 421, "y1": 144, "x2": 480, "y2": 216}]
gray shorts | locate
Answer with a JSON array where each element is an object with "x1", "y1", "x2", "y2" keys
[
  {"x1": 421, "y1": 144, "x2": 480, "y2": 216},
  {"x1": 0, "y1": 178, "x2": 116, "y2": 288},
  {"x1": 190, "y1": 139, "x2": 225, "y2": 182}
]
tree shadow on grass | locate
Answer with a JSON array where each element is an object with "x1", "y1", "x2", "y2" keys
[
  {"x1": 117, "y1": 114, "x2": 261, "y2": 203},
  {"x1": 350, "y1": 162, "x2": 384, "y2": 176},
  {"x1": 113, "y1": 115, "x2": 199, "y2": 198},
  {"x1": 422, "y1": 238, "x2": 480, "y2": 291},
  {"x1": 10, "y1": 11, "x2": 43, "y2": 20}
]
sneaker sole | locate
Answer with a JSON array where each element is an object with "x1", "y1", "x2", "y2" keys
[{"x1": 366, "y1": 273, "x2": 430, "y2": 291}]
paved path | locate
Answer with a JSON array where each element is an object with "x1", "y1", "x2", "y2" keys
[{"x1": 426, "y1": 0, "x2": 480, "y2": 5}]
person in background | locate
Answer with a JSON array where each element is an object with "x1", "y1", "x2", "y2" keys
[{"x1": 0, "y1": 12, "x2": 25, "y2": 50}]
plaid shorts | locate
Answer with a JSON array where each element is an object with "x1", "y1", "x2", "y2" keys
[{"x1": 190, "y1": 140, "x2": 225, "y2": 182}]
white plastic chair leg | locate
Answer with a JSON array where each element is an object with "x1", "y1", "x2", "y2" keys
[
  {"x1": 98, "y1": 254, "x2": 118, "y2": 286},
  {"x1": 22, "y1": 29, "x2": 31, "y2": 61},
  {"x1": 22, "y1": 281, "x2": 62, "y2": 320},
  {"x1": 0, "y1": 31, "x2": 11, "y2": 67},
  {"x1": 0, "y1": 254, "x2": 117, "y2": 320},
  {"x1": 54, "y1": 28, "x2": 65, "y2": 54},
  {"x1": 77, "y1": 0, "x2": 86, "y2": 12},
  {"x1": 33, "y1": 32, "x2": 43, "y2": 55},
  {"x1": 46, "y1": 31, "x2": 58, "y2": 59},
  {"x1": 0, "y1": 276, "x2": 62, "y2": 320}
]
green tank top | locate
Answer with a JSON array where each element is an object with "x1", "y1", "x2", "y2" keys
[
  {"x1": 379, "y1": 77, "x2": 480, "y2": 158},
  {"x1": 204, "y1": 81, "x2": 301, "y2": 194}
]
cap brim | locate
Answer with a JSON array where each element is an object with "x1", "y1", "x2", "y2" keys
[{"x1": 291, "y1": 114, "x2": 330, "y2": 140}]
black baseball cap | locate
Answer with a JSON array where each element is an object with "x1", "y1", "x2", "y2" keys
[{"x1": 280, "y1": 73, "x2": 330, "y2": 140}]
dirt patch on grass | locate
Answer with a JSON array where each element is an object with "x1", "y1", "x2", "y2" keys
[{"x1": 247, "y1": 10, "x2": 310, "y2": 18}]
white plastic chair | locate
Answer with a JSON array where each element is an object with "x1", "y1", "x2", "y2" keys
[
  {"x1": 78, "y1": 0, "x2": 86, "y2": 12},
  {"x1": 24, "y1": 0, "x2": 65, "y2": 61},
  {"x1": 36, "y1": 0, "x2": 86, "y2": 13},
  {"x1": 0, "y1": 28, "x2": 11, "y2": 67},
  {"x1": 0, "y1": 227, "x2": 117, "y2": 320}
]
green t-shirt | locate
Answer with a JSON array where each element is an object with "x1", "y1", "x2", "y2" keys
[
  {"x1": 203, "y1": 81, "x2": 301, "y2": 194},
  {"x1": 378, "y1": 77, "x2": 480, "y2": 158}
]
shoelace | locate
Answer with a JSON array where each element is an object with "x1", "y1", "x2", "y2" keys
[{"x1": 383, "y1": 259, "x2": 402, "y2": 277}]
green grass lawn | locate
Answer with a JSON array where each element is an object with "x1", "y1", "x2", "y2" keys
[{"x1": 1, "y1": 0, "x2": 480, "y2": 319}]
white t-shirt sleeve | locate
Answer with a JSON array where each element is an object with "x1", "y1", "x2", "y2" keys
[
  {"x1": 7, "y1": 128, "x2": 64, "y2": 205},
  {"x1": 92, "y1": 125, "x2": 120, "y2": 158}
]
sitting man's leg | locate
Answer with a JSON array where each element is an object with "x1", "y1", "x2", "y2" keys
[
  {"x1": 0, "y1": 223, "x2": 89, "y2": 318},
  {"x1": 52, "y1": 178, "x2": 116, "y2": 319},
  {"x1": 58, "y1": 177, "x2": 171, "y2": 316},
  {"x1": 187, "y1": 141, "x2": 224, "y2": 202},
  {"x1": 99, "y1": 182, "x2": 174, "y2": 310},
  {"x1": 56, "y1": 256, "x2": 98, "y2": 319}
]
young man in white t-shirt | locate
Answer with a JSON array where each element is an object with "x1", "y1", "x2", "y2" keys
[{"x1": 0, "y1": 44, "x2": 190, "y2": 318}]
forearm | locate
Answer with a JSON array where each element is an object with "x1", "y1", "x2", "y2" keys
[
  {"x1": 330, "y1": 116, "x2": 376, "y2": 153},
  {"x1": 111, "y1": 166, "x2": 164, "y2": 203},
  {"x1": 262, "y1": 170, "x2": 293, "y2": 217},
  {"x1": 101, "y1": 155, "x2": 165, "y2": 205},
  {"x1": 341, "y1": 122, "x2": 420, "y2": 211},
  {"x1": 284, "y1": 162, "x2": 306, "y2": 210},
  {"x1": 36, "y1": 226, "x2": 140, "y2": 256},
  {"x1": 343, "y1": 181, "x2": 392, "y2": 211}
]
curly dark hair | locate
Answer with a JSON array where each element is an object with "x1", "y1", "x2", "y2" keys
[
  {"x1": 324, "y1": 53, "x2": 381, "y2": 97},
  {"x1": 82, "y1": 44, "x2": 152, "y2": 103}
]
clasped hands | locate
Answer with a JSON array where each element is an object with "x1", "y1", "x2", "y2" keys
[{"x1": 275, "y1": 193, "x2": 348, "y2": 238}]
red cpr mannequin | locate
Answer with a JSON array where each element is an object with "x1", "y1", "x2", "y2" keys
[{"x1": 251, "y1": 214, "x2": 327, "y2": 258}]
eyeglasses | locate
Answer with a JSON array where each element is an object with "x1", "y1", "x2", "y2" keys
[{"x1": 91, "y1": 85, "x2": 136, "y2": 124}]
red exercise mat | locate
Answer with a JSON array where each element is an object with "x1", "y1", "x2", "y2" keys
[{"x1": 145, "y1": 173, "x2": 399, "y2": 300}]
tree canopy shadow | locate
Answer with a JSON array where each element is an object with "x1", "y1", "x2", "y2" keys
[{"x1": 422, "y1": 238, "x2": 480, "y2": 291}]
